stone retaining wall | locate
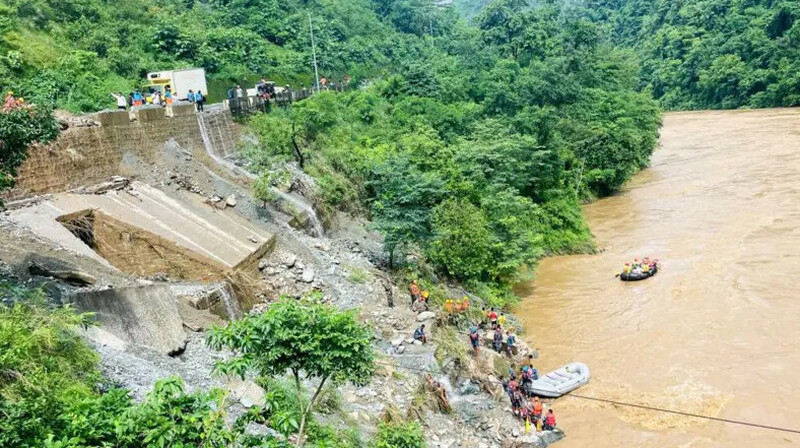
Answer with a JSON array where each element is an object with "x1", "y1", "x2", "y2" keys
[{"x1": 4, "y1": 105, "x2": 238, "y2": 201}]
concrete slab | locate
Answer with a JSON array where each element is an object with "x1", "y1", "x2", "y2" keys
[
  {"x1": 49, "y1": 181, "x2": 273, "y2": 269},
  {"x1": 7, "y1": 181, "x2": 275, "y2": 276},
  {"x1": 72, "y1": 285, "x2": 187, "y2": 355},
  {"x1": 8, "y1": 202, "x2": 114, "y2": 267}
]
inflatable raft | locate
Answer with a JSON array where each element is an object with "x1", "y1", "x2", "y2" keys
[
  {"x1": 529, "y1": 362, "x2": 591, "y2": 398},
  {"x1": 620, "y1": 265, "x2": 658, "y2": 281}
]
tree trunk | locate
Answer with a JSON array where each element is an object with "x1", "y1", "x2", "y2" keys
[
  {"x1": 291, "y1": 122, "x2": 305, "y2": 169},
  {"x1": 296, "y1": 375, "x2": 328, "y2": 446}
]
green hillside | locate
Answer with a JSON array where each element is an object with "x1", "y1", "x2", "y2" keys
[{"x1": 0, "y1": 0, "x2": 426, "y2": 110}]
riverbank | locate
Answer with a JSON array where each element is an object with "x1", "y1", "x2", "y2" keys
[{"x1": 514, "y1": 108, "x2": 800, "y2": 447}]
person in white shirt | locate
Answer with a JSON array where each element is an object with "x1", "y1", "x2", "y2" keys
[{"x1": 111, "y1": 92, "x2": 127, "y2": 110}]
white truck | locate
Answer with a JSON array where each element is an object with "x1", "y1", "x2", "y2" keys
[{"x1": 146, "y1": 68, "x2": 208, "y2": 101}]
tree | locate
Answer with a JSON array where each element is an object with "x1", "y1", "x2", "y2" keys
[
  {"x1": 369, "y1": 157, "x2": 447, "y2": 267},
  {"x1": 475, "y1": 0, "x2": 530, "y2": 59},
  {"x1": 427, "y1": 199, "x2": 492, "y2": 281},
  {"x1": 0, "y1": 285, "x2": 98, "y2": 446},
  {"x1": 0, "y1": 102, "x2": 59, "y2": 200},
  {"x1": 207, "y1": 298, "x2": 375, "y2": 446}
]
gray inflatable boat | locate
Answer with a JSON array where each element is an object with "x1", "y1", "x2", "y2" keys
[{"x1": 529, "y1": 362, "x2": 591, "y2": 398}]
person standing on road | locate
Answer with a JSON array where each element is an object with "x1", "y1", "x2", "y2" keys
[
  {"x1": 194, "y1": 90, "x2": 205, "y2": 112},
  {"x1": 131, "y1": 89, "x2": 144, "y2": 107},
  {"x1": 186, "y1": 89, "x2": 195, "y2": 104},
  {"x1": 111, "y1": 92, "x2": 127, "y2": 110}
]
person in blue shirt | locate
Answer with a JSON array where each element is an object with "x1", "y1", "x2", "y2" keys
[
  {"x1": 194, "y1": 90, "x2": 205, "y2": 111},
  {"x1": 187, "y1": 89, "x2": 195, "y2": 104},
  {"x1": 164, "y1": 86, "x2": 174, "y2": 105},
  {"x1": 413, "y1": 324, "x2": 427, "y2": 344},
  {"x1": 131, "y1": 89, "x2": 143, "y2": 107},
  {"x1": 505, "y1": 330, "x2": 516, "y2": 356}
]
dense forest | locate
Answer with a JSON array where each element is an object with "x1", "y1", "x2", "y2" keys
[
  {"x1": 453, "y1": 0, "x2": 800, "y2": 109},
  {"x1": 587, "y1": 0, "x2": 800, "y2": 109}
]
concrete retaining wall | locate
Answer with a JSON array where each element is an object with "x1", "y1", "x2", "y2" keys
[{"x1": 4, "y1": 107, "x2": 238, "y2": 201}]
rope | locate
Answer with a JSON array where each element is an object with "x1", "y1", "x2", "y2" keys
[
  {"x1": 374, "y1": 359, "x2": 800, "y2": 435},
  {"x1": 564, "y1": 393, "x2": 800, "y2": 435}
]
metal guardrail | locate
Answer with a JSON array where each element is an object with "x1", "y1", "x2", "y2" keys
[{"x1": 227, "y1": 86, "x2": 342, "y2": 116}]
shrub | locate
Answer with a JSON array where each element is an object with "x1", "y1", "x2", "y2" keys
[{"x1": 374, "y1": 422, "x2": 426, "y2": 448}]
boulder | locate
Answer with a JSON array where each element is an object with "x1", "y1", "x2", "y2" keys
[
  {"x1": 301, "y1": 268, "x2": 315, "y2": 283},
  {"x1": 178, "y1": 296, "x2": 225, "y2": 332},
  {"x1": 282, "y1": 254, "x2": 297, "y2": 268},
  {"x1": 416, "y1": 311, "x2": 436, "y2": 322},
  {"x1": 226, "y1": 194, "x2": 237, "y2": 207},
  {"x1": 227, "y1": 377, "x2": 266, "y2": 408},
  {"x1": 502, "y1": 435, "x2": 547, "y2": 448},
  {"x1": 538, "y1": 429, "x2": 565, "y2": 445},
  {"x1": 71, "y1": 285, "x2": 187, "y2": 355}
]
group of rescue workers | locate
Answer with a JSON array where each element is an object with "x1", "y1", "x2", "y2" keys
[
  {"x1": 110, "y1": 85, "x2": 193, "y2": 111},
  {"x1": 622, "y1": 256, "x2": 659, "y2": 275},
  {"x1": 408, "y1": 280, "x2": 558, "y2": 433}
]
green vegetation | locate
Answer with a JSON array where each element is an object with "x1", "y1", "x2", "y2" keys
[
  {"x1": 0, "y1": 0, "x2": 434, "y2": 110},
  {"x1": 0, "y1": 100, "x2": 58, "y2": 197},
  {"x1": 1, "y1": 285, "x2": 374, "y2": 448},
  {"x1": 586, "y1": 0, "x2": 800, "y2": 109},
  {"x1": 374, "y1": 422, "x2": 426, "y2": 448},
  {"x1": 245, "y1": 0, "x2": 661, "y2": 303},
  {"x1": 0, "y1": 283, "x2": 249, "y2": 448},
  {"x1": 207, "y1": 297, "x2": 375, "y2": 446}
]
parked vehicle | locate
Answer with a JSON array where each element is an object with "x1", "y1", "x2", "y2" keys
[{"x1": 146, "y1": 68, "x2": 207, "y2": 101}]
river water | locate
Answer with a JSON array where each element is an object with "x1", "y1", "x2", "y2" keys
[{"x1": 516, "y1": 109, "x2": 800, "y2": 447}]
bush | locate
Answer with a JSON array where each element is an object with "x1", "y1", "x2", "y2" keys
[
  {"x1": 0, "y1": 283, "x2": 269, "y2": 448},
  {"x1": 374, "y1": 422, "x2": 426, "y2": 448},
  {"x1": 0, "y1": 102, "x2": 59, "y2": 197}
]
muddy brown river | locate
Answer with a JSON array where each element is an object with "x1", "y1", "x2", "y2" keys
[{"x1": 517, "y1": 109, "x2": 800, "y2": 447}]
